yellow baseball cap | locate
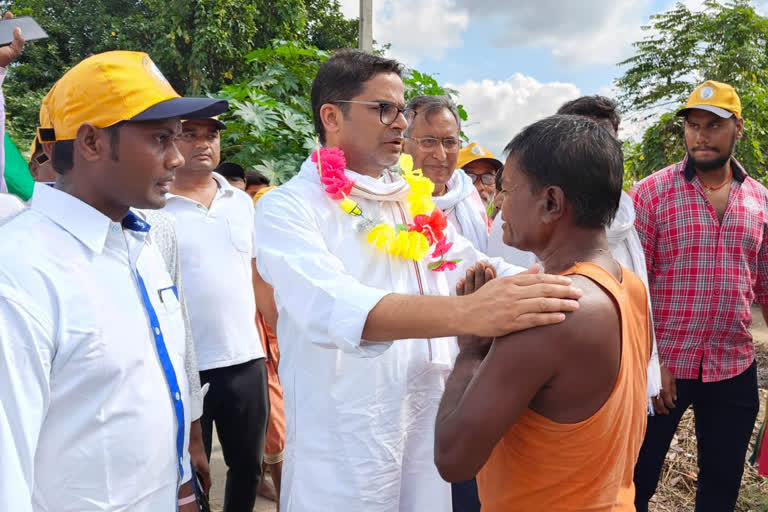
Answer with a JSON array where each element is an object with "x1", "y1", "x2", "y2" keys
[
  {"x1": 457, "y1": 142, "x2": 502, "y2": 170},
  {"x1": 38, "y1": 51, "x2": 228, "y2": 143},
  {"x1": 677, "y1": 80, "x2": 741, "y2": 119}
]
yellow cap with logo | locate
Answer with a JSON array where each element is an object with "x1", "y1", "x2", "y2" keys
[
  {"x1": 456, "y1": 142, "x2": 502, "y2": 170},
  {"x1": 38, "y1": 51, "x2": 228, "y2": 142},
  {"x1": 677, "y1": 80, "x2": 741, "y2": 119}
]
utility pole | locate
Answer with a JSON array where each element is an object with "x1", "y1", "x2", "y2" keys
[{"x1": 359, "y1": 0, "x2": 373, "y2": 53}]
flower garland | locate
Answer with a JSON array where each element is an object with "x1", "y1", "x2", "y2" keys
[{"x1": 312, "y1": 148, "x2": 461, "y2": 272}]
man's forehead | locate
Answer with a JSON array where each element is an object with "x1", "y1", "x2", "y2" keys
[
  {"x1": 357, "y1": 72, "x2": 405, "y2": 103},
  {"x1": 411, "y1": 109, "x2": 458, "y2": 134}
]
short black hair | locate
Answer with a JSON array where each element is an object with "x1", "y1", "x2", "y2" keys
[
  {"x1": 311, "y1": 49, "x2": 404, "y2": 144},
  {"x1": 246, "y1": 170, "x2": 270, "y2": 187},
  {"x1": 215, "y1": 162, "x2": 246, "y2": 181},
  {"x1": 51, "y1": 123, "x2": 122, "y2": 175},
  {"x1": 504, "y1": 115, "x2": 624, "y2": 228},
  {"x1": 557, "y1": 95, "x2": 620, "y2": 134}
]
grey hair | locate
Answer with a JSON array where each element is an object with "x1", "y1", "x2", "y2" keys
[{"x1": 405, "y1": 95, "x2": 461, "y2": 135}]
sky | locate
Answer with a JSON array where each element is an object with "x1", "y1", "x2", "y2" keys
[{"x1": 339, "y1": 0, "x2": 768, "y2": 155}]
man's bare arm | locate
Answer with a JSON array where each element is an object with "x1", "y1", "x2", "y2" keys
[
  {"x1": 252, "y1": 260, "x2": 278, "y2": 330},
  {"x1": 434, "y1": 322, "x2": 562, "y2": 482},
  {"x1": 761, "y1": 304, "x2": 768, "y2": 326},
  {"x1": 362, "y1": 270, "x2": 582, "y2": 341}
]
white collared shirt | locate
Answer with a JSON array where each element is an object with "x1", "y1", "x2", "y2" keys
[
  {"x1": 163, "y1": 172, "x2": 264, "y2": 370},
  {"x1": 0, "y1": 183, "x2": 191, "y2": 512}
]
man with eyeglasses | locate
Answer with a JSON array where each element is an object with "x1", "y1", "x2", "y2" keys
[
  {"x1": 253, "y1": 49, "x2": 583, "y2": 511},
  {"x1": 456, "y1": 143, "x2": 503, "y2": 210},
  {"x1": 404, "y1": 95, "x2": 490, "y2": 253}
]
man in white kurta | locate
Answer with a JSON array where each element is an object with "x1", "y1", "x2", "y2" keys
[
  {"x1": 253, "y1": 50, "x2": 582, "y2": 512},
  {"x1": 404, "y1": 95, "x2": 490, "y2": 253}
]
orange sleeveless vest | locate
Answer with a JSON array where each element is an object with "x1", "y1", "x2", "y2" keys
[{"x1": 476, "y1": 262, "x2": 650, "y2": 511}]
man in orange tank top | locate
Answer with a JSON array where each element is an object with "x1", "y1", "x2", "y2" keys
[{"x1": 435, "y1": 115, "x2": 652, "y2": 511}]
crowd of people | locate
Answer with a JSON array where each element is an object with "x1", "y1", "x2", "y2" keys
[{"x1": 0, "y1": 13, "x2": 767, "y2": 512}]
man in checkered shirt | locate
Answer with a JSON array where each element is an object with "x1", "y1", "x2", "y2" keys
[{"x1": 632, "y1": 80, "x2": 768, "y2": 512}]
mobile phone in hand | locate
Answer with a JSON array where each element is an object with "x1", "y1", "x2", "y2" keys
[{"x1": 0, "y1": 16, "x2": 47, "y2": 47}]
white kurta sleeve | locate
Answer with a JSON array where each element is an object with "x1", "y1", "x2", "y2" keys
[
  {"x1": 445, "y1": 223, "x2": 526, "y2": 283},
  {"x1": 254, "y1": 191, "x2": 390, "y2": 356},
  {"x1": 0, "y1": 286, "x2": 55, "y2": 512}
]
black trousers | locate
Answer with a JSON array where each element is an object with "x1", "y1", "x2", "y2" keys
[
  {"x1": 200, "y1": 358, "x2": 269, "y2": 512},
  {"x1": 452, "y1": 479, "x2": 481, "y2": 512},
  {"x1": 633, "y1": 362, "x2": 759, "y2": 512}
]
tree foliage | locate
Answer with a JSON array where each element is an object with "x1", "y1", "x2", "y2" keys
[
  {"x1": 0, "y1": 0, "x2": 358, "y2": 151},
  {"x1": 618, "y1": 0, "x2": 768, "y2": 184},
  {"x1": 218, "y1": 41, "x2": 470, "y2": 184}
]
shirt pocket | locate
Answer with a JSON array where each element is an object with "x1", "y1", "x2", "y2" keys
[
  {"x1": 152, "y1": 286, "x2": 186, "y2": 360},
  {"x1": 227, "y1": 218, "x2": 252, "y2": 254}
]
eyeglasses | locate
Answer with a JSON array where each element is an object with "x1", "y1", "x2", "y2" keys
[
  {"x1": 405, "y1": 136, "x2": 460, "y2": 153},
  {"x1": 467, "y1": 172, "x2": 497, "y2": 185},
  {"x1": 332, "y1": 100, "x2": 416, "y2": 126}
]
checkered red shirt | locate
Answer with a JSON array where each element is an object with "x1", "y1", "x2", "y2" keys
[{"x1": 633, "y1": 157, "x2": 768, "y2": 382}]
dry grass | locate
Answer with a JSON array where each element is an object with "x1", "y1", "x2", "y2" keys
[{"x1": 650, "y1": 336, "x2": 768, "y2": 512}]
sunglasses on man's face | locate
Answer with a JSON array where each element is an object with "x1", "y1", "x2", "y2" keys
[
  {"x1": 35, "y1": 153, "x2": 50, "y2": 165},
  {"x1": 467, "y1": 172, "x2": 497, "y2": 185}
]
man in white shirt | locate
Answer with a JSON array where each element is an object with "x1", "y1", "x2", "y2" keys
[
  {"x1": 404, "y1": 95, "x2": 489, "y2": 253},
  {"x1": 163, "y1": 117, "x2": 269, "y2": 512},
  {"x1": 0, "y1": 50, "x2": 228, "y2": 512},
  {"x1": 254, "y1": 49, "x2": 583, "y2": 512}
]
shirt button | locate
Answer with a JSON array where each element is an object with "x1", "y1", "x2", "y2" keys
[
  {"x1": 175, "y1": 392, "x2": 181, "y2": 401},
  {"x1": 714, "y1": 290, "x2": 720, "y2": 295},
  {"x1": 112, "y1": 225, "x2": 120, "y2": 232},
  {"x1": 197, "y1": 204, "x2": 205, "y2": 210},
  {"x1": 154, "y1": 327, "x2": 161, "y2": 335}
]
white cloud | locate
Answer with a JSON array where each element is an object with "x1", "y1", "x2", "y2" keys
[
  {"x1": 449, "y1": 74, "x2": 581, "y2": 156},
  {"x1": 339, "y1": 0, "x2": 469, "y2": 67},
  {"x1": 338, "y1": 0, "x2": 359, "y2": 19},
  {"x1": 455, "y1": 0, "x2": 651, "y2": 66}
]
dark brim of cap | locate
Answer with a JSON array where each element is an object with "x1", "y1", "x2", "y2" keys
[
  {"x1": 132, "y1": 97, "x2": 229, "y2": 122},
  {"x1": 676, "y1": 105, "x2": 734, "y2": 118}
]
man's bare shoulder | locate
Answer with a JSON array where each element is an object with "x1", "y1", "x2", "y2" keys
[{"x1": 494, "y1": 273, "x2": 617, "y2": 352}]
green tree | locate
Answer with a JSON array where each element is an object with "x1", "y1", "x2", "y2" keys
[
  {"x1": 218, "y1": 41, "x2": 469, "y2": 184},
  {"x1": 0, "y1": 0, "x2": 358, "y2": 151},
  {"x1": 305, "y1": 0, "x2": 358, "y2": 50},
  {"x1": 618, "y1": 0, "x2": 768, "y2": 184}
]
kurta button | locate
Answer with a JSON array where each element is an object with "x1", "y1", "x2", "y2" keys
[
  {"x1": 154, "y1": 327, "x2": 160, "y2": 335},
  {"x1": 175, "y1": 392, "x2": 181, "y2": 400}
]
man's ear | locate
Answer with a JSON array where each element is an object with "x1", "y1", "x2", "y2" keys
[
  {"x1": 735, "y1": 117, "x2": 745, "y2": 139},
  {"x1": 539, "y1": 185, "x2": 566, "y2": 224},
  {"x1": 320, "y1": 103, "x2": 344, "y2": 140},
  {"x1": 74, "y1": 123, "x2": 107, "y2": 162}
]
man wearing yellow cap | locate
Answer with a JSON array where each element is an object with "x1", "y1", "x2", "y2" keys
[
  {"x1": 632, "y1": 81, "x2": 768, "y2": 512},
  {"x1": 457, "y1": 142, "x2": 503, "y2": 212},
  {"x1": 0, "y1": 50, "x2": 227, "y2": 512}
]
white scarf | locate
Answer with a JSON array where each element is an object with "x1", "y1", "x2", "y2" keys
[
  {"x1": 432, "y1": 170, "x2": 488, "y2": 252},
  {"x1": 299, "y1": 157, "x2": 411, "y2": 202},
  {"x1": 607, "y1": 192, "x2": 662, "y2": 406}
]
